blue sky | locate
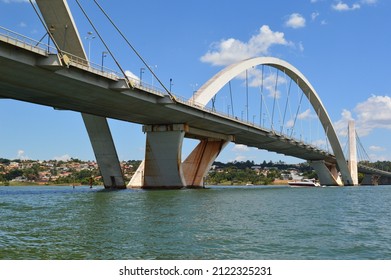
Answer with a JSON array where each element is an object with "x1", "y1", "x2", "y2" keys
[{"x1": 1, "y1": 0, "x2": 391, "y2": 164}]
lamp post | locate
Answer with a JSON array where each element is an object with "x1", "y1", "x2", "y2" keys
[
  {"x1": 169, "y1": 78, "x2": 173, "y2": 92},
  {"x1": 101, "y1": 51, "x2": 108, "y2": 71},
  {"x1": 140, "y1": 68, "x2": 145, "y2": 86},
  {"x1": 85, "y1": 31, "x2": 95, "y2": 62}
]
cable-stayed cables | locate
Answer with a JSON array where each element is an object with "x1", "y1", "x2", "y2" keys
[{"x1": 92, "y1": 0, "x2": 175, "y2": 99}]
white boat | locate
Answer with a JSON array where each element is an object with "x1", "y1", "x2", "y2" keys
[{"x1": 288, "y1": 179, "x2": 320, "y2": 187}]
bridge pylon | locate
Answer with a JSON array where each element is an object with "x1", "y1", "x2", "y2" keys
[
  {"x1": 35, "y1": 0, "x2": 125, "y2": 189},
  {"x1": 348, "y1": 120, "x2": 359, "y2": 185}
]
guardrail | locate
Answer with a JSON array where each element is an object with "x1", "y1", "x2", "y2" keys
[
  {"x1": 0, "y1": 25, "x2": 56, "y2": 55},
  {"x1": 0, "y1": 25, "x2": 167, "y2": 95}
]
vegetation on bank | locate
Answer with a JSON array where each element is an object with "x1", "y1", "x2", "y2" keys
[
  {"x1": 3, "y1": 157, "x2": 391, "y2": 186},
  {"x1": 205, "y1": 160, "x2": 316, "y2": 185},
  {"x1": 0, "y1": 158, "x2": 140, "y2": 186}
]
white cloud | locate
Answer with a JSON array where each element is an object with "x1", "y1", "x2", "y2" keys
[
  {"x1": 285, "y1": 13, "x2": 306, "y2": 29},
  {"x1": 230, "y1": 145, "x2": 255, "y2": 162},
  {"x1": 125, "y1": 70, "x2": 140, "y2": 84},
  {"x1": 332, "y1": 2, "x2": 361, "y2": 11},
  {"x1": 248, "y1": 70, "x2": 287, "y2": 98},
  {"x1": 298, "y1": 41, "x2": 304, "y2": 52},
  {"x1": 312, "y1": 139, "x2": 327, "y2": 147},
  {"x1": 354, "y1": 95, "x2": 391, "y2": 136},
  {"x1": 232, "y1": 144, "x2": 250, "y2": 152},
  {"x1": 311, "y1": 12, "x2": 320, "y2": 21},
  {"x1": 286, "y1": 119, "x2": 294, "y2": 128},
  {"x1": 332, "y1": 0, "x2": 376, "y2": 12},
  {"x1": 234, "y1": 155, "x2": 248, "y2": 162},
  {"x1": 53, "y1": 154, "x2": 72, "y2": 161},
  {"x1": 200, "y1": 25, "x2": 290, "y2": 66},
  {"x1": 361, "y1": 0, "x2": 377, "y2": 5},
  {"x1": 17, "y1": 150, "x2": 29, "y2": 160},
  {"x1": 335, "y1": 95, "x2": 391, "y2": 137},
  {"x1": 369, "y1": 145, "x2": 385, "y2": 152},
  {"x1": 334, "y1": 109, "x2": 354, "y2": 137},
  {"x1": 297, "y1": 109, "x2": 313, "y2": 120}
]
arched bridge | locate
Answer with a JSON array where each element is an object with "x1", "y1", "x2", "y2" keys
[{"x1": 0, "y1": 0, "x2": 388, "y2": 188}]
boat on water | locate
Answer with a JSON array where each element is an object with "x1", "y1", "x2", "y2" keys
[{"x1": 288, "y1": 179, "x2": 321, "y2": 187}]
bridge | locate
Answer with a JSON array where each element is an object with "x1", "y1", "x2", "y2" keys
[{"x1": 1, "y1": 0, "x2": 390, "y2": 188}]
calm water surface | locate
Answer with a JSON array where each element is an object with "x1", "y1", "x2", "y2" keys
[{"x1": 1, "y1": 185, "x2": 391, "y2": 260}]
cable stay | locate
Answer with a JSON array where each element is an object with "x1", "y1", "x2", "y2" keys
[
  {"x1": 245, "y1": 69, "x2": 249, "y2": 122},
  {"x1": 74, "y1": 0, "x2": 131, "y2": 87},
  {"x1": 259, "y1": 65, "x2": 264, "y2": 127},
  {"x1": 308, "y1": 91, "x2": 312, "y2": 144},
  {"x1": 290, "y1": 80, "x2": 304, "y2": 139},
  {"x1": 258, "y1": 84, "x2": 271, "y2": 129},
  {"x1": 211, "y1": 95, "x2": 217, "y2": 112},
  {"x1": 281, "y1": 72, "x2": 292, "y2": 135},
  {"x1": 92, "y1": 0, "x2": 175, "y2": 100},
  {"x1": 355, "y1": 131, "x2": 371, "y2": 163},
  {"x1": 271, "y1": 69, "x2": 279, "y2": 131},
  {"x1": 316, "y1": 107, "x2": 321, "y2": 146},
  {"x1": 228, "y1": 81, "x2": 234, "y2": 117}
]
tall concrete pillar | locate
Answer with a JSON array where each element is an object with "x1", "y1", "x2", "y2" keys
[
  {"x1": 127, "y1": 125, "x2": 232, "y2": 189},
  {"x1": 182, "y1": 139, "x2": 228, "y2": 187},
  {"x1": 142, "y1": 124, "x2": 187, "y2": 189},
  {"x1": 348, "y1": 120, "x2": 359, "y2": 185},
  {"x1": 82, "y1": 113, "x2": 125, "y2": 188}
]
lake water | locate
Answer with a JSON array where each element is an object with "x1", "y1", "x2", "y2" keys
[{"x1": 1, "y1": 185, "x2": 391, "y2": 260}]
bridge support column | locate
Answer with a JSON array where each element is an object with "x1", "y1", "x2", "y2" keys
[
  {"x1": 82, "y1": 113, "x2": 125, "y2": 189},
  {"x1": 309, "y1": 160, "x2": 343, "y2": 186},
  {"x1": 127, "y1": 125, "x2": 232, "y2": 189},
  {"x1": 182, "y1": 139, "x2": 228, "y2": 187},
  {"x1": 361, "y1": 174, "x2": 378, "y2": 185},
  {"x1": 131, "y1": 124, "x2": 187, "y2": 189}
]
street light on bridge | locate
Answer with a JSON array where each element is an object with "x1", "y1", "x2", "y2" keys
[
  {"x1": 170, "y1": 78, "x2": 173, "y2": 92},
  {"x1": 85, "y1": 31, "x2": 95, "y2": 62},
  {"x1": 140, "y1": 68, "x2": 145, "y2": 86},
  {"x1": 101, "y1": 51, "x2": 108, "y2": 72}
]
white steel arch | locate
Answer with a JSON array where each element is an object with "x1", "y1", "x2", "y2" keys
[{"x1": 191, "y1": 57, "x2": 353, "y2": 185}]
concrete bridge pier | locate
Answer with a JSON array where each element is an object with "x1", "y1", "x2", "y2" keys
[
  {"x1": 82, "y1": 113, "x2": 125, "y2": 189},
  {"x1": 361, "y1": 174, "x2": 379, "y2": 185},
  {"x1": 182, "y1": 139, "x2": 228, "y2": 188},
  {"x1": 142, "y1": 124, "x2": 187, "y2": 189},
  {"x1": 128, "y1": 124, "x2": 231, "y2": 189},
  {"x1": 309, "y1": 160, "x2": 343, "y2": 186}
]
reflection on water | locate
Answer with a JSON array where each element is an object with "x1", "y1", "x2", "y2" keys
[{"x1": 1, "y1": 185, "x2": 391, "y2": 259}]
